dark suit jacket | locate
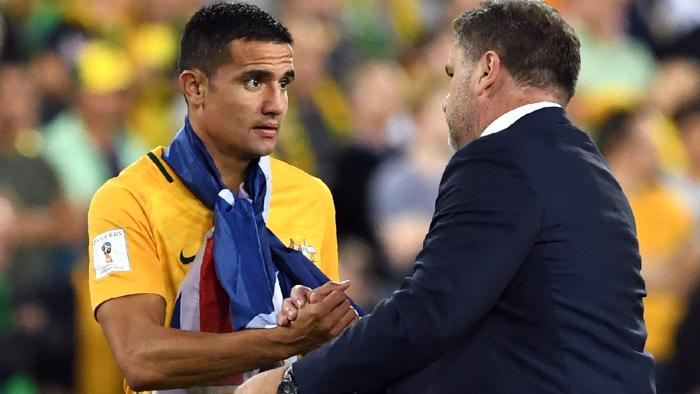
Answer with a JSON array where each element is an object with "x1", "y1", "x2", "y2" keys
[{"x1": 294, "y1": 107, "x2": 656, "y2": 393}]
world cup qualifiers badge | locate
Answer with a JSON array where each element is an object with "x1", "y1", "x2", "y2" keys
[{"x1": 102, "y1": 241, "x2": 113, "y2": 263}]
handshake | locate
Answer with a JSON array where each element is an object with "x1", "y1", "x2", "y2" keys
[
  {"x1": 237, "y1": 281, "x2": 360, "y2": 394},
  {"x1": 274, "y1": 280, "x2": 360, "y2": 355}
]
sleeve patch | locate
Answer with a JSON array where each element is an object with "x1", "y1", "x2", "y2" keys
[{"x1": 92, "y1": 229, "x2": 131, "y2": 279}]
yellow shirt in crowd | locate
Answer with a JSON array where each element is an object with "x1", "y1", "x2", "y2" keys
[{"x1": 629, "y1": 183, "x2": 693, "y2": 362}]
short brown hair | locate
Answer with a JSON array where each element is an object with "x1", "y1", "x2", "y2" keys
[
  {"x1": 180, "y1": 2, "x2": 293, "y2": 76},
  {"x1": 453, "y1": 0, "x2": 580, "y2": 102}
]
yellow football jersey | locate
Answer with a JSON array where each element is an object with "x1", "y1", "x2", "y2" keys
[
  {"x1": 629, "y1": 184, "x2": 693, "y2": 362},
  {"x1": 87, "y1": 147, "x2": 339, "y2": 393}
]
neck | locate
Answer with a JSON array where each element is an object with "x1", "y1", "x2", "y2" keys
[
  {"x1": 476, "y1": 86, "x2": 562, "y2": 139},
  {"x1": 189, "y1": 115, "x2": 251, "y2": 191},
  {"x1": 216, "y1": 156, "x2": 250, "y2": 192}
]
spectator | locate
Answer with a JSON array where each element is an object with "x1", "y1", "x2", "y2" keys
[
  {"x1": 0, "y1": 63, "x2": 78, "y2": 394},
  {"x1": 646, "y1": 58, "x2": 700, "y2": 173},
  {"x1": 331, "y1": 59, "x2": 411, "y2": 278},
  {"x1": 40, "y1": 40, "x2": 148, "y2": 394},
  {"x1": 672, "y1": 97, "x2": 700, "y2": 239},
  {"x1": 666, "y1": 281, "x2": 700, "y2": 393},
  {"x1": 275, "y1": 14, "x2": 351, "y2": 180},
  {"x1": 598, "y1": 108, "x2": 700, "y2": 370},
  {"x1": 41, "y1": 40, "x2": 147, "y2": 215},
  {"x1": 369, "y1": 83, "x2": 451, "y2": 284},
  {"x1": 564, "y1": 0, "x2": 657, "y2": 126}
]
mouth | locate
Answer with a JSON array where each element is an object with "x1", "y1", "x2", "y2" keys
[{"x1": 252, "y1": 123, "x2": 279, "y2": 138}]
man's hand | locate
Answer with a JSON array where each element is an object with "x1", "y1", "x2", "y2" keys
[
  {"x1": 279, "y1": 282, "x2": 359, "y2": 354},
  {"x1": 236, "y1": 366, "x2": 286, "y2": 394},
  {"x1": 276, "y1": 280, "x2": 354, "y2": 326},
  {"x1": 276, "y1": 284, "x2": 313, "y2": 326}
]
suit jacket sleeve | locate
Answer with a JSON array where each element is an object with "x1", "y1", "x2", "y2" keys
[{"x1": 294, "y1": 139, "x2": 543, "y2": 393}]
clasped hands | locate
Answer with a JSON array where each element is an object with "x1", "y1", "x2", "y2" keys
[
  {"x1": 275, "y1": 280, "x2": 359, "y2": 353},
  {"x1": 236, "y1": 281, "x2": 359, "y2": 394}
]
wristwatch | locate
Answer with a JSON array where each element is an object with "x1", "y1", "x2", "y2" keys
[{"x1": 277, "y1": 366, "x2": 299, "y2": 394}]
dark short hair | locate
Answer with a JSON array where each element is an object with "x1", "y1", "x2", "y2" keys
[
  {"x1": 596, "y1": 109, "x2": 635, "y2": 158},
  {"x1": 179, "y1": 2, "x2": 293, "y2": 76},
  {"x1": 674, "y1": 97, "x2": 700, "y2": 131},
  {"x1": 453, "y1": 0, "x2": 580, "y2": 102}
]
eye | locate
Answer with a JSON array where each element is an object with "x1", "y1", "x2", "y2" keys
[
  {"x1": 280, "y1": 78, "x2": 291, "y2": 90},
  {"x1": 246, "y1": 78, "x2": 261, "y2": 89}
]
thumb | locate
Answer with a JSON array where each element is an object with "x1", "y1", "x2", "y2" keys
[{"x1": 311, "y1": 280, "x2": 350, "y2": 303}]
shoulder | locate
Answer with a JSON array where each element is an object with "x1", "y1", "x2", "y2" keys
[
  {"x1": 270, "y1": 157, "x2": 333, "y2": 200},
  {"x1": 90, "y1": 147, "x2": 173, "y2": 215},
  {"x1": 452, "y1": 108, "x2": 591, "y2": 176},
  {"x1": 446, "y1": 132, "x2": 520, "y2": 179},
  {"x1": 437, "y1": 133, "x2": 543, "y2": 216}
]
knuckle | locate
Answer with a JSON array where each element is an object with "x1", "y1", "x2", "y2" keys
[{"x1": 321, "y1": 321, "x2": 333, "y2": 333}]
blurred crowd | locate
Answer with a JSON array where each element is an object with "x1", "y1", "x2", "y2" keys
[{"x1": 0, "y1": 0, "x2": 699, "y2": 393}]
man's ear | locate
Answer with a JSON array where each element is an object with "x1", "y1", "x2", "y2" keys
[
  {"x1": 475, "y1": 51, "x2": 502, "y2": 95},
  {"x1": 178, "y1": 69, "x2": 207, "y2": 107}
]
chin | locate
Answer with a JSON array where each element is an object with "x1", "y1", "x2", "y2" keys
[{"x1": 254, "y1": 144, "x2": 277, "y2": 158}]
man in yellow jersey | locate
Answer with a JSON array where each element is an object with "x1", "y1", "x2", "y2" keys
[{"x1": 87, "y1": 2, "x2": 357, "y2": 393}]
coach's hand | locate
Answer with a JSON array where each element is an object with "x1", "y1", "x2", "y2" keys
[
  {"x1": 276, "y1": 281, "x2": 352, "y2": 326},
  {"x1": 281, "y1": 281, "x2": 359, "y2": 353}
]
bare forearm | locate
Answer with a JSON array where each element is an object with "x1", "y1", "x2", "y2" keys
[
  {"x1": 97, "y1": 290, "x2": 352, "y2": 391},
  {"x1": 120, "y1": 325, "x2": 296, "y2": 390}
]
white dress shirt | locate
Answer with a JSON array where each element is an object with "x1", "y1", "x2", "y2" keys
[{"x1": 480, "y1": 102, "x2": 562, "y2": 138}]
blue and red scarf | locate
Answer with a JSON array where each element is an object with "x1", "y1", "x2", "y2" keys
[{"x1": 163, "y1": 118, "x2": 362, "y2": 334}]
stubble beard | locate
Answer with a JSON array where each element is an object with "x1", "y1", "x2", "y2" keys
[
  {"x1": 447, "y1": 106, "x2": 477, "y2": 152},
  {"x1": 448, "y1": 126, "x2": 462, "y2": 152}
]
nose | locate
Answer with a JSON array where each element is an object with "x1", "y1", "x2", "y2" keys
[{"x1": 262, "y1": 84, "x2": 286, "y2": 117}]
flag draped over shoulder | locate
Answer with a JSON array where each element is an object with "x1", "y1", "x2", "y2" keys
[
  {"x1": 164, "y1": 118, "x2": 362, "y2": 336},
  {"x1": 159, "y1": 118, "x2": 365, "y2": 391}
]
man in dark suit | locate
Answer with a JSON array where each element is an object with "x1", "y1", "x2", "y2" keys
[{"x1": 239, "y1": 1, "x2": 656, "y2": 392}]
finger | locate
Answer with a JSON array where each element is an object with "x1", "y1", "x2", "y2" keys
[
  {"x1": 310, "y1": 281, "x2": 351, "y2": 304},
  {"x1": 277, "y1": 314, "x2": 290, "y2": 327},
  {"x1": 330, "y1": 307, "x2": 359, "y2": 337},
  {"x1": 311, "y1": 280, "x2": 351, "y2": 301},
  {"x1": 282, "y1": 299, "x2": 299, "y2": 321},
  {"x1": 309, "y1": 291, "x2": 323, "y2": 304},
  {"x1": 320, "y1": 295, "x2": 352, "y2": 326},
  {"x1": 290, "y1": 285, "x2": 311, "y2": 308},
  {"x1": 317, "y1": 289, "x2": 351, "y2": 314},
  {"x1": 310, "y1": 289, "x2": 352, "y2": 304}
]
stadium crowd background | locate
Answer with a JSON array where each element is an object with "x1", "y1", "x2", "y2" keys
[{"x1": 0, "y1": 0, "x2": 699, "y2": 393}]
